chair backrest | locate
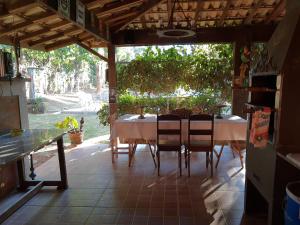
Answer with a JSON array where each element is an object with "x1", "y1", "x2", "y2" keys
[
  {"x1": 170, "y1": 108, "x2": 192, "y2": 119},
  {"x1": 157, "y1": 114, "x2": 182, "y2": 145},
  {"x1": 188, "y1": 114, "x2": 214, "y2": 146}
]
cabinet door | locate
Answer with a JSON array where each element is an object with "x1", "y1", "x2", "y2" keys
[
  {"x1": 0, "y1": 96, "x2": 21, "y2": 129},
  {"x1": 246, "y1": 144, "x2": 276, "y2": 201},
  {"x1": 0, "y1": 164, "x2": 17, "y2": 199}
]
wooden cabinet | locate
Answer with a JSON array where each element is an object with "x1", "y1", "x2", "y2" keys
[
  {"x1": 244, "y1": 73, "x2": 279, "y2": 222},
  {"x1": 0, "y1": 96, "x2": 22, "y2": 200}
]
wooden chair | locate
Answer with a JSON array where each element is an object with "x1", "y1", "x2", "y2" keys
[
  {"x1": 185, "y1": 114, "x2": 214, "y2": 177},
  {"x1": 214, "y1": 141, "x2": 246, "y2": 169},
  {"x1": 156, "y1": 114, "x2": 182, "y2": 176},
  {"x1": 170, "y1": 108, "x2": 192, "y2": 119}
]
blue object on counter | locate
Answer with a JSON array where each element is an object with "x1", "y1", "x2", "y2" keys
[{"x1": 285, "y1": 181, "x2": 300, "y2": 225}]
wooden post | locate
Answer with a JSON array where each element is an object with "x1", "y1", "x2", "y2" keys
[
  {"x1": 108, "y1": 44, "x2": 117, "y2": 162},
  {"x1": 232, "y1": 39, "x2": 250, "y2": 118}
]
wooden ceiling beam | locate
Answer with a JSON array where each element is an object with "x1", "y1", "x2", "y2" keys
[
  {"x1": 86, "y1": 0, "x2": 112, "y2": 10},
  {"x1": 265, "y1": 0, "x2": 286, "y2": 24},
  {"x1": 217, "y1": 0, "x2": 235, "y2": 26},
  {"x1": 44, "y1": 38, "x2": 75, "y2": 51},
  {"x1": 105, "y1": 10, "x2": 137, "y2": 24},
  {"x1": 244, "y1": 0, "x2": 264, "y2": 24},
  {"x1": 0, "y1": 3, "x2": 9, "y2": 19},
  {"x1": 116, "y1": 0, "x2": 166, "y2": 31},
  {"x1": 38, "y1": 0, "x2": 109, "y2": 43},
  {"x1": 76, "y1": 41, "x2": 108, "y2": 62},
  {"x1": 0, "y1": 12, "x2": 54, "y2": 37},
  {"x1": 28, "y1": 27, "x2": 82, "y2": 47},
  {"x1": 7, "y1": 0, "x2": 38, "y2": 14},
  {"x1": 112, "y1": 25, "x2": 276, "y2": 45},
  {"x1": 128, "y1": 14, "x2": 273, "y2": 24},
  {"x1": 149, "y1": 4, "x2": 274, "y2": 14},
  {"x1": 94, "y1": 0, "x2": 143, "y2": 17},
  {"x1": 140, "y1": 15, "x2": 147, "y2": 29},
  {"x1": 167, "y1": 0, "x2": 172, "y2": 22},
  {"x1": 17, "y1": 21, "x2": 71, "y2": 42},
  {"x1": 194, "y1": 0, "x2": 205, "y2": 28}
]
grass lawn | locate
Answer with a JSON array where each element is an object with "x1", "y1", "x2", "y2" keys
[{"x1": 28, "y1": 113, "x2": 109, "y2": 142}]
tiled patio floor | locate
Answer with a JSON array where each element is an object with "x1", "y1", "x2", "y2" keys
[{"x1": 2, "y1": 143, "x2": 267, "y2": 225}]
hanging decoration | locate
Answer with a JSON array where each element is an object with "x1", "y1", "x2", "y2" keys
[{"x1": 157, "y1": 0, "x2": 195, "y2": 38}]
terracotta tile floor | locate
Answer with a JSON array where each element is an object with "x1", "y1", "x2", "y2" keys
[{"x1": 2, "y1": 143, "x2": 267, "y2": 225}]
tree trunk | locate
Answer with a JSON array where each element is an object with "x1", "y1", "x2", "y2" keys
[
  {"x1": 96, "y1": 63, "x2": 101, "y2": 94},
  {"x1": 73, "y1": 63, "x2": 81, "y2": 92}
]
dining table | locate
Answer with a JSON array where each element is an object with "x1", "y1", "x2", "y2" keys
[
  {"x1": 111, "y1": 114, "x2": 248, "y2": 166},
  {"x1": 112, "y1": 114, "x2": 247, "y2": 142}
]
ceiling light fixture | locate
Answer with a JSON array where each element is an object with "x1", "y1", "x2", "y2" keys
[{"x1": 157, "y1": 0, "x2": 195, "y2": 38}]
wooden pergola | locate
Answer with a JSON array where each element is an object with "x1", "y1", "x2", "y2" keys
[{"x1": 0, "y1": 0, "x2": 285, "y2": 121}]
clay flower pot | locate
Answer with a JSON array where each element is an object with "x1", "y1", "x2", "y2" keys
[{"x1": 68, "y1": 132, "x2": 83, "y2": 145}]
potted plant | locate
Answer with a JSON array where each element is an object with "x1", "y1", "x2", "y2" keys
[{"x1": 55, "y1": 116, "x2": 84, "y2": 145}]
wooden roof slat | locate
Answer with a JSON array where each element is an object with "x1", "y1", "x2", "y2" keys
[
  {"x1": 86, "y1": 0, "x2": 112, "y2": 10},
  {"x1": 0, "y1": 12, "x2": 54, "y2": 37},
  {"x1": 38, "y1": 0, "x2": 109, "y2": 43},
  {"x1": 140, "y1": 15, "x2": 147, "y2": 29},
  {"x1": 148, "y1": 5, "x2": 274, "y2": 14},
  {"x1": 244, "y1": 0, "x2": 265, "y2": 24},
  {"x1": 19, "y1": 28, "x2": 51, "y2": 42},
  {"x1": 44, "y1": 38, "x2": 75, "y2": 51},
  {"x1": 167, "y1": 0, "x2": 172, "y2": 23},
  {"x1": 7, "y1": 0, "x2": 38, "y2": 14},
  {"x1": 94, "y1": 0, "x2": 144, "y2": 17},
  {"x1": 217, "y1": 0, "x2": 235, "y2": 26},
  {"x1": 194, "y1": 0, "x2": 205, "y2": 27},
  {"x1": 116, "y1": 0, "x2": 167, "y2": 31},
  {"x1": 265, "y1": 0, "x2": 286, "y2": 24},
  {"x1": 76, "y1": 41, "x2": 108, "y2": 62},
  {"x1": 28, "y1": 27, "x2": 82, "y2": 47},
  {"x1": 105, "y1": 10, "x2": 137, "y2": 24}
]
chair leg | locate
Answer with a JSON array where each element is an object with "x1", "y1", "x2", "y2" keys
[
  {"x1": 210, "y1": 151, "x2": 213, "y2": 177},
  {"x1": 178, "y1": 150, "x2": 182, "y2": 176},
  {"x1": 206, "y1": 152, "x2": 209, "y2": 168},
  {"x1": 188, "y1": 151, "x2": 191, "y2": 177},
  {"x1": 128, "y1": 144, "x2": 133, "y2": 167},
  {"x1": 184, "y1": 147, "x2": 187, "y2": 168},
  {"x1": 237, "y1": 148, "x2": 244, "y2": 169},
  {"x1": 111, "y1": 145, "x2": 115, "y2": 163},
  {"x1": 157, "y1": 150, "x2": 160, "y2": 176},
  {"x1": 215, "y1": 144, "x2": 225, "y2": 168},
  {"x1": 148, "y1": 144, "x2": 157, "y2": 168}
]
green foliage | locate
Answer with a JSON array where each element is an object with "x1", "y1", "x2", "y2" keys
[
  {"x1": 96, "y1": 104, "x2": 110, "y2": 126},
  {"x1": 117, "y1": 44, "x2": 233, "y2": 102},
  {"x1": 97, "y1": 93, "x2": 222, "y2": 126},
  {"x1": 21, "y1": 44, "x2": 99, "y2": 93},
  {"x1": 55, "y1": 116, "x2": 79, "y2": 133},
  {"x1": 30, "y1": 97, "x2": 45, "y2": 113}
]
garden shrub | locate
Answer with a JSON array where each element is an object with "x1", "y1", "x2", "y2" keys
[{"x1": 97, "y1": 94, "x2": 223, "y2": 126}]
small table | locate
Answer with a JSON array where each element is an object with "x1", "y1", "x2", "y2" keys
[{"x1": 0, "y1": 129, "x2": 68, "y2": 223}]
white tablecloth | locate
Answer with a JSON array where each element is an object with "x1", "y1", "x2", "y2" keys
[{"x1": 111, "y1": 114, "x2": 247, "y2": 143}]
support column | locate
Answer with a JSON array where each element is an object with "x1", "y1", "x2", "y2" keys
[
  {"x1": 232, "y1": 40, "x2": 250, "y2": 118},
  {"x1": 108, "y1": 44, "x2": 117, "y2": 137}
]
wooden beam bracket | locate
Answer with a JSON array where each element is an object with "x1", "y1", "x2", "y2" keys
[{"x1": 76, "y1": 41, "x2": 108, "y2": 62}]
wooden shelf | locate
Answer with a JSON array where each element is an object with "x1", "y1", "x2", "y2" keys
[
  {"x1": 250, "y1": 71, "x2": 279, "y2": 77},
  {"x1": 232, "y1": 86, "x2": 278, "y2": 92},
  {"x1": 0, "y1": 77, "x2": 31, "y2": 82},
  {"x1": 244, "y1": 103, "x2": 277, "y2": 113}
]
